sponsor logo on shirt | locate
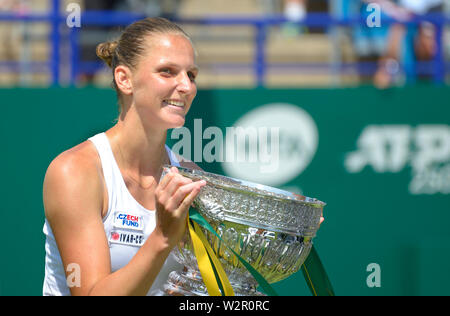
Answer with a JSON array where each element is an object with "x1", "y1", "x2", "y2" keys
[
  {"x1": 113, "y1": 212, "x2": 143, "y2": 231},
  {"x1": 109, "y1": 231, "x2": 144, "y2": 247}
]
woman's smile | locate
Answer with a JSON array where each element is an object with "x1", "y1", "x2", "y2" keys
[{"x1": 163, "y1": 99, "x2": 186, "y2": 111}]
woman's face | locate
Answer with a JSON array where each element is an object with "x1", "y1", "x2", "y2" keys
[{"x1": 128, "y1": 33, "x2": 198, "y2": 130}]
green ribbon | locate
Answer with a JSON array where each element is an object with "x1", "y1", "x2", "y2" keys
[
  {"x1": 189, "y1": 208, "x2": 278, "y2": 296},
  {"x1": 189, "y1": 207, "x2": 335, "y2": 296},
  {"x1": 301, "y1": 245, "x2": 335, "y2": 296}
]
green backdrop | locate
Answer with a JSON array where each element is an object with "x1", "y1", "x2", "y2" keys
[{"x1": 1, "y1": 85, "x2": 449, "y2": 296}]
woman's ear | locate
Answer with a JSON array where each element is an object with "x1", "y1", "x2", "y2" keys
[{"x1": 114, "y1": 65, "x2": 133, "y2": 96}]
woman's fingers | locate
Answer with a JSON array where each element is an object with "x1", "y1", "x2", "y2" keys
[
  {"x1": 157, "y1": 172, "x2": 191, "y2": 205},
  {"x1": 154, "y1": 169, "x2": 206, "y2": 247},
  {"x1": 157, "y1": 168, "x2": 206, "y2": 214},
  {"x1": 165, "y1": 174, "x2": 192, "y2": 197},
  {"x1": 178, "y1": 182, "x2": 204, "y2": 214},
  {"x1": 167, "y1": 180, "x2": 206, "y2": 214},
  {"x1": 158, "y1": 170, "x2": 175, "y2": 192},
  {"x1": 319, "y1": 216, "x2": 325, "y2": 227},
  {"x1": 157, "y1": 167, "x2": 180, "y2": 192}
]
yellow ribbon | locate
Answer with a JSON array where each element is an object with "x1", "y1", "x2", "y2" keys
[{"x1": 187, "y1": 216, "x2": 235, "y2": 296}]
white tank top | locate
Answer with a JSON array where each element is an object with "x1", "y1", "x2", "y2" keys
[{"x1": 42, "y1": 132, "x2": 183, "y2": 296}]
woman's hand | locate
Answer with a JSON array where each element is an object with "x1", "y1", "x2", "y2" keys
[{"x1": 154, "y1": 167, "x2": 206, "y2": 249}]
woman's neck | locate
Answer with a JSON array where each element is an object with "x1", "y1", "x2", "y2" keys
[{"x1": 106, "y1": 116, "x2": 170, "y2": 180}]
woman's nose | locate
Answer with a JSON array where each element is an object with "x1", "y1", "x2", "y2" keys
[{"x1": 176, "y1": 72, "x2": 194, "y2": 94}]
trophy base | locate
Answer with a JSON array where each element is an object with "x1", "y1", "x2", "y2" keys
[{"x1": 164, "y1": 268, "x2": 266, "y2": 296}]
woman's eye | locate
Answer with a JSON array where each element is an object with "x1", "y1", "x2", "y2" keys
[
  {"x1": 188, "y1": 72, "x2": 196, "y2": 82},
  {"x1": 160, "y1": 68, "x2": 172, "y2": 75}
]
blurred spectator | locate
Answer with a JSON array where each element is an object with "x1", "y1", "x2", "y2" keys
[
  {"x1": 400, "y1": 0, "x2": 444, "y2": 80},
  {"x1": 353, "y1": 0, "x2": 408, "y2": 86},
  {"x1": 280, "y1": 0, "x2": 308, "y2": 37},
  {"x1": 284, "y1": 0, "x2": 307, "y2": 22},
  {"x1": 367, "y1": 0, "x2": 444, "y2": 89}
]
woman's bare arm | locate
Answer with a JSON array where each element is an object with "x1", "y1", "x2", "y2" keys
[{"x1": 43, "y1": 145, "x2": 204, "y2": 296}]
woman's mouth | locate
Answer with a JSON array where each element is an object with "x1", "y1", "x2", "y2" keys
[{"x1": 163, "y1": 99, "x2": 185, "y2": 109}]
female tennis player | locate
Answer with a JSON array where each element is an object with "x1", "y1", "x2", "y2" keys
[{"x1": 42, "y1": 17, "x2": 205, "y2": 296}]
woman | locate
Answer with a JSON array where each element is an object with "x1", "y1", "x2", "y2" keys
[{"x1": 42, "y1": 17, "x2": 205, "y2": 296}]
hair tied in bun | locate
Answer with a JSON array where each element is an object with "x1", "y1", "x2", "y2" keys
[{"x1": 96, "y1": 41, "x2": 118, "y2": 68}]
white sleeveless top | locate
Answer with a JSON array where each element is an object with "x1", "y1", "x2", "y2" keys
[{"x1": 42, "y1": 132, "x2": 183, "y2": 296}]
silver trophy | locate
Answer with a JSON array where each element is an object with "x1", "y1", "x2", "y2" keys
[{"x1": 162, "y1": 165, "x2": 325, "y2": 296}]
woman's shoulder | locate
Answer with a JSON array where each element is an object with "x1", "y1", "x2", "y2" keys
[
  {"x1": 43, "y1": 140, "x2": 104, "y2": 213},
  {"x1": 46, "y1": 140, "x2": 101, "y2": 181}
]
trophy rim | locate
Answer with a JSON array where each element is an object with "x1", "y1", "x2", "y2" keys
[{"x1": 163, "y1": 164, "x2": 326, "y2": 208}]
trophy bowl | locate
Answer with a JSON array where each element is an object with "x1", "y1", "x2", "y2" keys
[{"x1": 161, "y1": 165, "x2": 325, "y2": 296}]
